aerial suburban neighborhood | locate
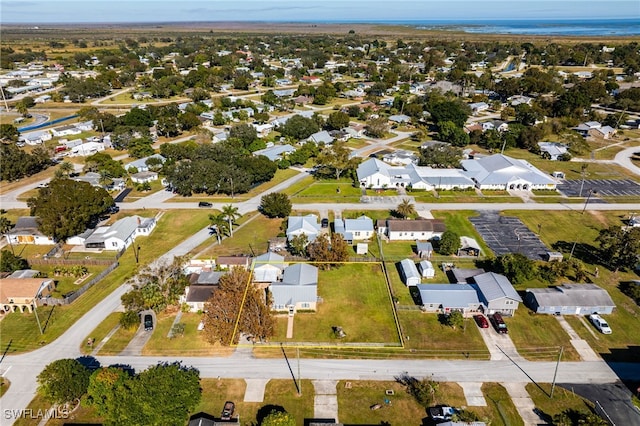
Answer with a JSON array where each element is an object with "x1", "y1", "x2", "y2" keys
[{"x1": 0, "y1": 6, "x2": 640, "y2": 426}]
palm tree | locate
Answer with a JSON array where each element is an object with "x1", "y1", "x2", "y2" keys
[
  {"x1": 396, "y1": 198, "x2": 416, "y2": 219},
  {"x1": 208, "y1": 213, "x2": 228, "y2": 244},
  {"x1": 58, "y1": 161, "x2": 74, "y2": 176},
  {"x1": 221, "y1": 204, "x2": 241, "y2": 237}
]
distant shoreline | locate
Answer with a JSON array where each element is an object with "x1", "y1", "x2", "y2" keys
[{"x1": 1, "y1": 20, "x2": 638, "y2": 40}]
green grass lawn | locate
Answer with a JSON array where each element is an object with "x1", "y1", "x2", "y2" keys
[
  {"x1": 0, "y1": 210, "x2": 212, "y2": 354},
  {"x1": 398, "y1": 311, "x2": 490, "y2": 359},
  {"x1": 507, "y1": 309, "x2": 580, "y2": 361},
  {"x1": 81, "y1": 312, "x2": 121, "y2": 354},
  {"x1": 195, "y1": 213, "x2": 283, "y2": 258},
  {"x1": 290, "y1": 178, "x2": 362, "y2": 203},
  {"x1": 482, "y1": 383, "x2": 524, "y2": 426},
  {"x1": 526, "y1": 383, "x2": 594, "y2": 421},
  {"x1": 336, "y1": 380, "x2": 429, "y2": 426},
  {"x1": 142, "y1": 312, "x2": 233, "y2": 356},
  {"x1": 273, "y1": 263, "x2": 401, "y2": 345},
  {"x1": 96, "y1": 322, "x2": 137, "y2": 355}
]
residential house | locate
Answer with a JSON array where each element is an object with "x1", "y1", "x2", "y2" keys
[
  {"x1": 286, "y1": 215, "x2": 321, "y2": 243},
  {"x1": 126, "y1": 154, "x2": 166, "y2": 172},
  {"x1": 217, "y1": 256, "x2": 251, "y2": 270},
  {"x1": 72, "y1": 172, "x2": 101, "y2": 187},
  {"x1": 461, "y1": 154, "x2": 557, "y2": 190},
  {"x1": 131, "y1": 171, "x2": 158, "y2": 184},
  {"x1": 508, "y1": 95, "x2": 533, "y2": 106},
  {"x1": 472, "y1": 272, "x2": 522, "y2": 316},
  {"x1": 0, "y1": 277, "x2": 54, "y2": 313},
  {"x1": 458, "y1": 237, "x2": 481, "y2": 257},
  {"x1": 334, "y1": 215, "x2": 374, "y2": 243},
  {"x1": 51, "y1": 124, "x2": 81, "y2": 138},
  {"x1": 417, "y1": 284, "x2": 481, "y2": 314},
  {"x1": 83, "y1": 215, "x2": 157, "y2": 251},
  {"x1": 590, "y1": 125, "x2": 616, "y2": 139},
  {"x1": 269, "y1": 263, "x2": 318, "y2": 313},
  {"x1": 382, "y1": 150, "x2": 418, "y2": 166},
  {"x1": 5, "y1": 217, "x2": 55, "y2": 245},
  {"x1": 252, "y1": 252, "x2": 287, "y2": 282},
  {"x1": 180, "y1": 272, "x2": 226, "y2": 312},
  {"x1": 344, "y1": 123, "x2": 365, "y2": 139},
  {"x1": 19, "y1": 130, "x2": 52, "y2": 145},
  {"x1": 469, "y1": 102, "x2": 489, "y2": 115},
  {"x1": 253, "y1": 144, "x2": 296, "y2": 161},
  {"x1": 524, "y1": 284, "x2": 615, "y2": 315},
  {"x1": 307, "y1": 130, "x2": 334, "y2": 145},
  {"x1": 399, "y1": 259, "x2": 421, "y2": 286},
  {"x1": 538, "y1": 142, "x2": 569, "y2": 161},
  {"x1": 574, "y1": 121, "x2": 601, "y2": 137},
  {"x1": 69, "y1": 141, "x2": 105, "y2": 157},
  {"x1": 481, "y1": 120, "x2": 509, "y2": 132},
  {"x1": 416, "y1": 241, "x2": 433, "y2": 259},
  {"x1": 388, "y1": 114, "x2": 411, "y2": 124},
  {"x1": 329, "y1": 130, "x2": 349, "y2": 142},
  {"x1": 450, "y1": 268, "x2": 486, "y2": 284},
  {"x1": 252, "y1": 123, "x2": 274, "y2": 138},
  {"x1": 419, "y1": 260, "x2": 435, "y2": 279},
  {"x1": 379, "y1": 219, "x2": 446, "y2": 241},
  {"x1": 75, "y1": 120, "x2": 94, "y2": 132}
]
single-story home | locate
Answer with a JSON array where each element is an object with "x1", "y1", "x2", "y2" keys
[
  {"x1": 481, "y1": 120, "x2": 509, "y2": 132},
  {"x1": 590, "y1": 126, "x2": 616, "y2": 139},
  {"x1": 399, "y1": 259, "x2": 421, "y2": 286},
  {"x1": 334, "y1": 215, "x2": 374, "y2": 243},
  {"x1": 51, "y1": 124, "x2": 81, "y2": 138},
  {"x1": 460, "y1": 154, "x2": 557, "y2": 191},
  {"x1": 131, "y1": 171, "x2": 158, "y2": 184},
  {"x1": 419, "y1": 260, "x2": 435, "y2": 279},
  {"x1": 253, "y1": 144, "x2": 296, "y2": 162},
  {"x1": 378, "y1": 219, "x2": 446, "y2": 241},
  {"x1": 0, "y1": 277, "x2": 54, "y2": 313},
  {"x1": 5, "y1": 216, "x2": 55, "y2": 245},
  {"x1": 19, "y1": 130, "x2": 52, "y2": 145},
  {"x1": 217, "y1": 256, "x2": 251, "y2": 270},
  {"x1": 344, "y1": 123, "x2": 365, "y2": 139},
  {"x1": 382, "y1": 150, "x2": 418, "y2": 166},
  {"x1": 69, "y1": 141, "x2": 105, "y2": 157},
  {"x1": 472, "y1": 272, "x2": 522, "y2": 316},
  {"x1": 524, "y1": 283, "x2": 615, "y2": 315},
  {"x1": 83, "y1": 215, "x2": 157, "y2": 250},
  {"x1": 252, "y1": 123, "x2": 274, "y2": 138},
  {"x1": 469, "y1": 102, "x2": 489, "y2": 115},
  {"x1": 252, "y1": 252, "x2": 287, "y2": 282},
  {"x1": 388, "y1": 114, "x2": 411, "y2": 124},
  {"x1": 307, "y1": 130, "x2": 334, "y2": 145},
  {"x1": 269, "y1": 263, "x2": 318, "y2": 313},
  {"x1": 286, "y1": 214, "x2": 321, "y2": 244},
  {"x1": 181, "y1": 285, "x2": 217, "y2": 312},
  {"x1": 538, "y1": 142, "x2": 568, "y2": 161},
  {"x1": 417, "y1": 284, "x2": 482, "y2": 314},
  {"x1": 126, "y1": 154, "x2": 166, "y2": 172}
]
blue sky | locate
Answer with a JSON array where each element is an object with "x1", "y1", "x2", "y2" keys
[{"x1": 2, "y1": 0, "x2": 638, "y2": 24}]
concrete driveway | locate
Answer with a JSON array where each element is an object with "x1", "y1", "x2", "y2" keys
[
  {"x1": 119, "y1": 325, "x2": 154, "y2": 356},
  {"x1": 478, "y1": 324, "x2": 523, "y2": 361}
]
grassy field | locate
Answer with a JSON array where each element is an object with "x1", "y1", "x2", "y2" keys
[
  {"x1": 142, "y1": 312, "x2": 233, "y2": 356},
  {"x1": 289, "y1": 178, "x2": 362, "y2": 203},
  {"x1": 483, "y1": 383, "x2": 524, "y2": 426},
  {"x1": 0, "y1": 210, "x2": 212, "y2": 353},
  {"x1": 272, "y1": 263, "x2": 400, "y2": 345},
  {"x1": 95, "y1": 322, "x2": 138, "y2": 355},
  {"x1": 507, "y1": 310, "x2": 580, "y2": 361},
  {"x1": 194, "y1": 213, "x2": 282, "y2": 258},
  {"x1": 81, "y1": 312, "x2": 120, "y2": 354},
  {"x1": 526, "y1": 382, "x2": 594, "y2": 421}
]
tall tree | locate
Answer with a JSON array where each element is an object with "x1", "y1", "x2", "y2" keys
[
  {"x1": 596, "y1": 226, "x2": 640, "y2": 272},
  {"x1": 259, "y1": 192, "x2": 292, "y2": 218},
  {"x1": 27, "y1": 178, "x2": 114, "y2": 242},
  {"x1": 262, "y1": 410, "x2": 296, "y2": 426},
  {"x1": 222, "y1": 204, "x2": 241, "y2": 236},
  {"x1": 307, "y1": 233, "x2": 349, "y2": 269},
  {"x1": 203, "y1": 267, "x2": 274, "y2": 345},
  {"x1": 494, "y1": 253, "x2": 537, "y2": 285},
  {"x1": 209, "y1": 212, "x2": 229, "y2": 244},
  {"x1": 315, "y1": 141, "x2": 360, "y2": 180},
  {"x1": 37, "y1": 359, "x2": 91, "y2": 406},
  {"x1": 437, "y1": 230, "x2": 461, "y2": 255}
]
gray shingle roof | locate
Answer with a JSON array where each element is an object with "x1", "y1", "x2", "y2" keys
[
  {"x1": 526, "y1": 284, "x2": 615, "y2": 308},
  {"x1": 417, "y1": 284, "x2": 480, "y2": 308}
]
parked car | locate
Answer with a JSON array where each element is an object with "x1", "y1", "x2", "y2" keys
[
  {"x1": 490, "y1": 312, "x2": 508, "y2": 334},
  {"x1": 198, "y1": 201, "x2": 213, "y2": 208},
  {"x1": 144, "y1": 314, "x2": 153, "y2": 331},
  {"x1": 429, "y1": 405, "x2": 456, "y2": 421},
  {"x1": 321, "y1": 218, "x2": 329, "y2": 228},
  {"x1": 221, "y1": 401, "x2": 235, "y2": 420},
  {"x1": 474, "y1": 314, "x2": 489, "y2": 328},
  {"x1": 589, "y1": 314, "x2": 612, "y2": 334}
]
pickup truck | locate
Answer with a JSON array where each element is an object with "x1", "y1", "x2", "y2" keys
[{"x1": 589, "y1": 314, "x2": 612, "y2": 334}]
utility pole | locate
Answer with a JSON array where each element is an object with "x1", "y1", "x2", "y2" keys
[
  {"x1": 550, "y1": 346, "x2": 564, "y2": 398},
  {"x1": 297, "y1": 348, "x2": 301, "y2": 396}
]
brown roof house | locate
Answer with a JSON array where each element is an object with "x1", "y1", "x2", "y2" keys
[{"x1": 0, "y1": 277, "x2": 54, "y2": 313}]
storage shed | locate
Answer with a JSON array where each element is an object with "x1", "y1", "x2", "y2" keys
[
  {"x1": 419, "y1": 260, "x2": 435, "y2": 279},
  {"x1": 399, "y1": 259, "x2": 421, "y2": 286}
]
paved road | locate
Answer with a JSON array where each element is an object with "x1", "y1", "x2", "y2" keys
[{"x1": 614, "y1": 146, "x2": 640, "y2": 176}]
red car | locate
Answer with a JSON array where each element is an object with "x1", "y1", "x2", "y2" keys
[{"x1": 474, "y1": 314, "x2": 489, "y2": 328}]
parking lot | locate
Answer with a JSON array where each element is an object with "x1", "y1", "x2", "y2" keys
[
  {"x1": 470, "y1": 212, "x2": 551, "y2": 260},
  {"x1": 557, "y1": 179, "x2": 640, "y2": 197}
]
